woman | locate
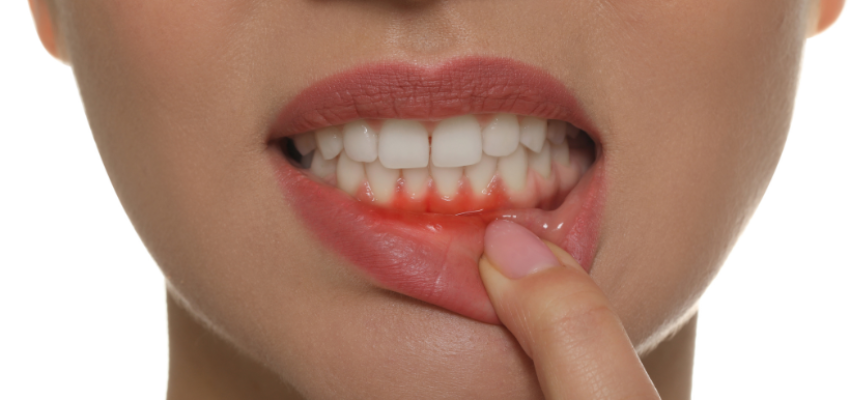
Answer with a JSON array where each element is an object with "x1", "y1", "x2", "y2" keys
[{"x1": 27, "y1": 1, "x2": 845, "y2": 398}]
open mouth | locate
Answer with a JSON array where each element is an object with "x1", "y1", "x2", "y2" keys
[
  {"x1": 268, "y1": 57, "x2": 605, "y2": 324},
  {"x1": 281, "y1": 115, "x2": 596, "y2": 214}
]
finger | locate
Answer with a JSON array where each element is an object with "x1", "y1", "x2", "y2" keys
[{"x1": 479, "y1": 220, "x2": 659, "y2": 400}]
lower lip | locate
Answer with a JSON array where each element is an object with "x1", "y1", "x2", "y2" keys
[{"x1": 272, "y1": 153, "x2": 605, "y2": 324}]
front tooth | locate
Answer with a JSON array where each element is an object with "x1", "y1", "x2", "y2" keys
[
  {"x1": 430, "y1": 165, "x2": 463, "y2": 198},
  {"x1": 552, "y1": 141, "x2": 570, "y2": 167},
  {"x1": 482, "y1": 113, "x2": 520, "y2": 157},
  {"x1": 520, "y1": 116, "x2": 547, "y2": 153},
  {"x1": 546, "y1": 120, "x2": 567, "y2": 144},
  {"x1": 402, "y1": 168, "x2": 429, "y2": 199},
  {"x1": 366, "y1": 161, "x2": 400, "y2": 204},
  {"x1": 343, "y1": 120, "x2": 378, "y2": 163},
  {"x1": 336, "y1": 151, "x2": 366, "y2": 195},
  {"x1": 316, "y1": 126, "x2": 343, "y2": 160},
  {"x1": 293, "y1": 132, "x2": 317, "y2": 155},
  {"x1": 378, "y1": 119, "x2": 430, "y2": 169},
  {"x1": 310, "y1": 152, "x2": 338, "y2": 179},
  {"x1": 528, "y1": 141, "x2": 552, "y2": 179},
  {"x1": 465, "y1": 154, "x2": 497, "y2": 195},
  {"x1": 431, "y1": 115, "x2": 482, "y2": 168},
  {"x1": 498, "y1": 146, "x2": 528, "y2": 192}
]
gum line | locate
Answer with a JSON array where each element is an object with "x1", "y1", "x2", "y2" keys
[{"x1": 284, "y1": 114, "x2": 592, "y2": 213}]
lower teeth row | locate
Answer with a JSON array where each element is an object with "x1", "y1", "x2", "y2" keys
[{"x1": 286, "y1": 114, "x2": 580, "y2": 204}]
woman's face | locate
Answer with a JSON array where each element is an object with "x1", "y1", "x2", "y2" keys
[{"x1": 47, "y1": 0, "x2": 816, "y2": 398}]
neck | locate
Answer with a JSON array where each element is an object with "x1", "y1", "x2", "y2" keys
[
  {"x1": 166, "y1": 292, "x2": 696, "y2": 399},
  {"x1": 641, "y1": 315, "x2": 698, "y2": 400},
  {"x1": 165, "y1": 294, "x2": 304, "y2": 400}
]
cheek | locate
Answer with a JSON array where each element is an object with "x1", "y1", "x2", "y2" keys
[{"x1": 584, "y1": 0, "x2": 807, "y2": 349}]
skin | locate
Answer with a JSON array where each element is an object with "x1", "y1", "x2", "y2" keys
[{"x1": 30, "y1": 0, "x2": 844, "y2": 398}]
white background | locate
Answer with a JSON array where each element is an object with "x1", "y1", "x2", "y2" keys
[{"x1": 1, "y1": 2, "x2": 847, "y2": 399}]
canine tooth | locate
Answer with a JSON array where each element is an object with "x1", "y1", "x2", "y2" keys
[
  {"x1": 465, "y1": 154, "x2": 497, "y2": 194},
  {"x1": 528, "y1": 141, "x2": 552, "y2": 179},
  {"x1": 316, "y1": 126, "x2": 343, "y2": 160},
  {"x1": 301, "y1": 151, "x2": 314, "y2": 169},
  {"x1": 378, "y1": 119, "x2": 430, "y2": 169},
  {"x1": 366, "y1": 161, "x2": 400, "y2": 204},
  {"x1": 343, "y1": 120, "x2": 378, "y2": 163},
  {"x1": 430, "y1": 165, "x2": 463, "y2": 198},
  {"x1": 552, "y1": 141, "x2": 570, "y2": 167},
  {"x1": 310, "y1": 152, "x2": 337, "y2": 179},
  {"x1": 336, "y1": 152, "x2": 366, "y2": 195},
  {"x1": 520, "y1": 116, "x2": 547, "y2": 153},
  {"x1": 293, "y1": 132, "x2": 317, "y2": 155},
  {"x1": 482, "y1": 113, "x2": 520, "y2": 157},
  {"x1": 431, "y1": 115, "x2": 482, "y2": 168},
  {"x1": 546, "y1": 120, "x2": 567, "y2": 144},
  {"x1": 402, "y1": 168, "x2": 429, "y2": 199},
  {"x1": 498, "y1": 146, "x2": 528, "y2": 192}
]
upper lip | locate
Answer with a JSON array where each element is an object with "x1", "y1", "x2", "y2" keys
[
  {"x1": 269, "y1": 56, "x2": 605, "y2": 324},
  {"x1": 269, "y1": 57, "x2": 599, "y2": 144}
]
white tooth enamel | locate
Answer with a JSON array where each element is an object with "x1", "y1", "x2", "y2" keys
[
  {"x1": 498, "y1": 146, "x2": 528, "y2": 192},
  {"x1": 336, "y1": 151, "x2": 366, "y2": 195},
  {"x1": 520, "y1": 116, "x2": 547, "y2": 153},
  {"x1": 310, "y1": 152, "x2": 338, "y2": 179},
  {"x1": 552, "y1": 141, "x2": 570, "y2": 167},
  {"x1": 465, "y1": 154, "x2": 497, "y2": 194},
  {"x1": 378, "y1": 119, "x2": 430, "y2": 169},
  {"x1": 430, "y1": 165, "x2": 463, "y2": 198},
  {"x1": 343, "y1": 120, "x2": 378, "y2": 163},
  {"x1": 293, "y1": 132, "x2": 317, "y2": 155},
  {"x1": 402, "y1": 168, "x2": 429, "y2": 199},
  {"x1": 431, "y1": 115, "x2": 482, "y2": 168},
  {"x1": 528, "y1": 141, "x2": 552, "y2": 179},
  {"x1": 546, "y1": 120, "x2": 568, "y2": 145},
  {"x1": 482, "y1": 113, "x2": 520, "y2": 157},
  {"x1": 366, "y1": 161, "x2": 400, "y2": 204},
  {"x1": 316, "y1": 126, "x2": 344, "y2": 160}
]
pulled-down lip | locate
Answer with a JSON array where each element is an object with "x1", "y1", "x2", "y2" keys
[{"x1": 268, "y1": 57, "x2": 605, "y2": 324}]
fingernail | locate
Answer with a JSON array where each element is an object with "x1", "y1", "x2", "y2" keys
[{"x1": 484, "y1": 220, "x2": 560, "y2": 279}]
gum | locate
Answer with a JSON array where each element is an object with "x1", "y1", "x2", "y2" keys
[{"x1": 334, "y1": 157, "x2": 587, "y2": 214}]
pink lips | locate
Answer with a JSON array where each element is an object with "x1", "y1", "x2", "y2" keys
[{"x1": 270, "y1": 57, "x2": 605, "y2": 324}]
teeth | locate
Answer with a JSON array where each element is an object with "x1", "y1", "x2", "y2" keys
[
  {"x1": 430, "y1": 165, "x2": 463, "y2": 198},
  {"x1": 498, "y1": 146, "x2": 528, "y2": 192},
  {"x1": 366, "y1": 161, "x2": 400, "y2": 204},
  {"x1": 465, "y1": 154, "x2": 498, "y2": 195},
  {"x1": 528, "y1": 141, "x2": 552, "y2": 179},
  {"x1": 343, "y1": 120, "x2": 378, "y2": 163},
  {"x1": 293, "y1": 132, "x2": 317, "y2": 155},
  {"x1": 552, "y1": 141, "x2": 570, "y2": 167},
  {"x1": 546, "y1": 120, "x2": 567, "y2": 145},
  {"x1": 310, "y1": 151, "x2": 337, "y2": 179},
  {"x1": 316, "y1": 126, "x2": 344, "y2": 160},
  {"x1": 378, "y1": 119, "x2": 430, "y2": 169},
  {"x1": 336, "y1": 151, "x2": 366, "y2": 195},
  {"x1": 402, "y1": 168, "x2": 429, "y2": 199},
  {"x1": 482, "y1": 113, "x2": 520, "y2": 157},
  {"x1": 431, "y1": 115, "x2": 483, "y2": 168},
  {"x1": 293, "y1": 114, "x2": 589, "y2": 204},
  {"x1": 520, "y1": 117, "x2": 547, "y2": 153}
]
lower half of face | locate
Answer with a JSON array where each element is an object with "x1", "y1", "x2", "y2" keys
[{"x1": 57, "y1": 0, "x2": 808, "y2": 397}]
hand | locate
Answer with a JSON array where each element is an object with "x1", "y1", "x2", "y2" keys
[{"x1": 479, "y1": 220, "x2": 660, "y2": 399}]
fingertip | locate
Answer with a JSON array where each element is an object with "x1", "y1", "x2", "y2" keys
[{"x1": 483, "y1": 220, "x2": 561, "y2": 280}]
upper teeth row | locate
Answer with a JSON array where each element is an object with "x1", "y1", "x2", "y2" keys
[{"x1": 291, "y1": 114, "x2": 578, "y2": 170}]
